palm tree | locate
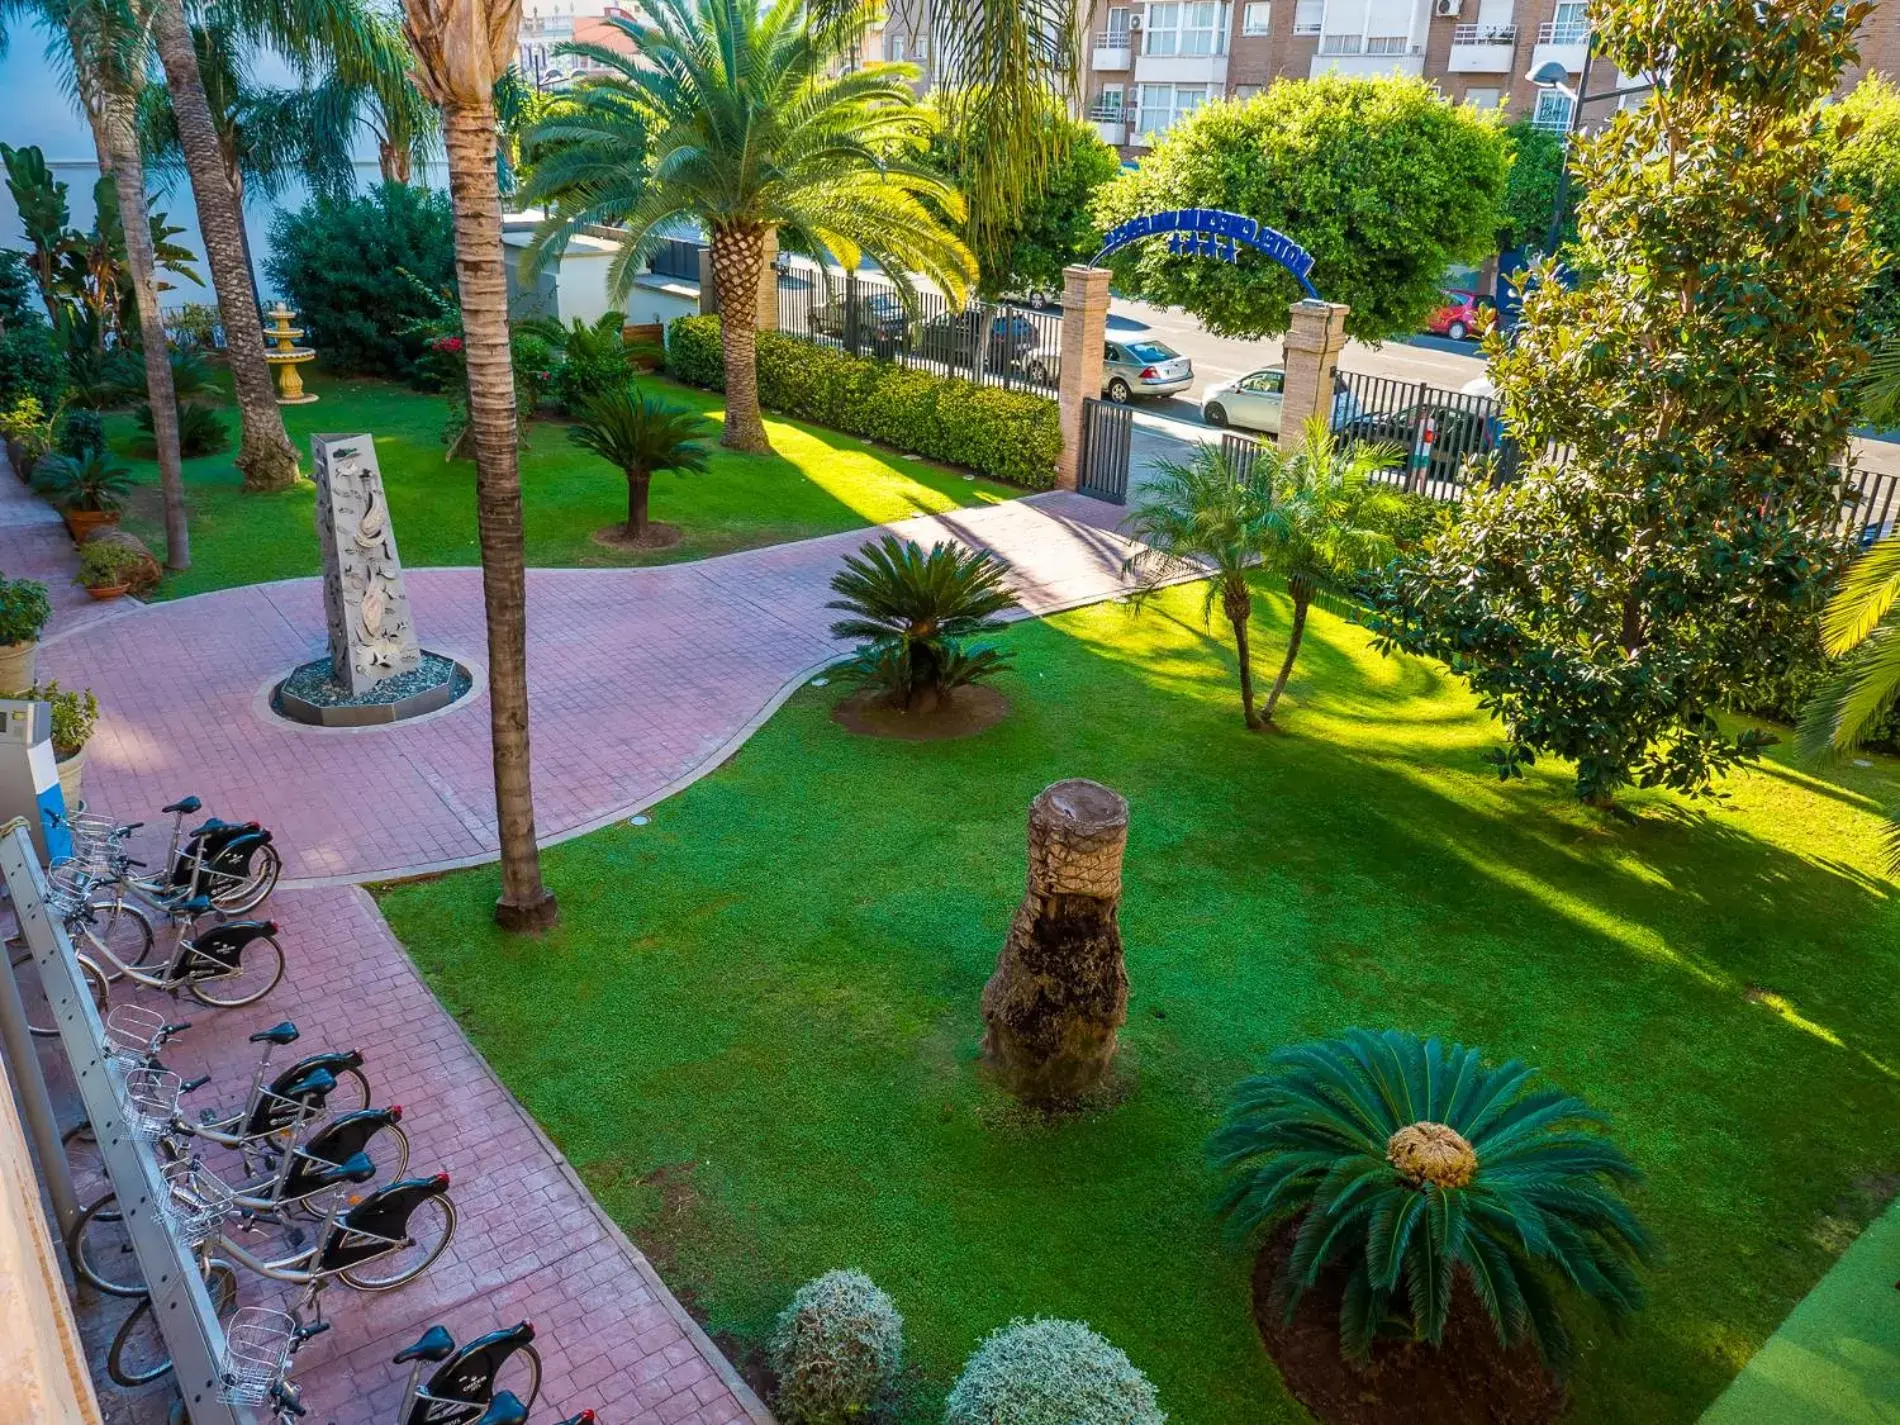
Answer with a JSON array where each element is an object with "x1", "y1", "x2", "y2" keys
[
  {"x1": 1124, "y1": 425, "x2": 1403, "y2": 730},
  {"x1": 566, "y1": 386, "x2": 713, "y2": 542},
  {"x1": 1210, "y1": 1028, "x2": 1654, "y2": 1369},
  {"x1": 523, "y1": 0, "x2": 975, "y2": 455},
  {"x1": 403, "y1": 0, "x2": 557, "y2": 933}
]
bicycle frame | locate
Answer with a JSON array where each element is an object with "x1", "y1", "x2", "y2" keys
[{"x1": 69, "y1": 899, "x2": 278, "y2": 998}]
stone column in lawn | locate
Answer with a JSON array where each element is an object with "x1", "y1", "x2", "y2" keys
[
  {"x1": 757, "y1": 227, "x2": 780, "y2": 335},
  {"x1": 1278, "y1": 299, "x2": 1350, "y2": 454},
  {"x1": 311, "y1": 433, "x2": 421, "y2": 694},
  {"x1": 1056, "y1": 264, "x2": 1112, "y2": 492},
  {"x1": 981, "y1": 779, "x2": 1131, "y2": 1106}
]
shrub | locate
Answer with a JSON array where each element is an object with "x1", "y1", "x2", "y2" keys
[
  {"x1": 826, "y1": 535, "x2": 1016, "y2": 710},
  {"x1": 0, "y1": 323, "x2": 62, "y2": 415},
  {"x1": 944, "y1": 1318, "x2": 1164, "y2": 1425},
  {"x1": 163, "y1": 302, "x2": 223, "y2": 351},
  {"x1": 0, "y1": 249, "x2": 37, "y2": 330},
  {"x1": 137, "y1": 400, "x2": 229, "y2": 458},
  {"x1": 0, "y1": 576, "x2": 51, "y2": 644},
  {"x1": 1, "y1": 394, "x2": 55, "y2": 473},
  {"x1": 79, "y1": 529, "x2": 160, "y2": 595},
  {"x1": 567, "y1": 387, "x2": 713, "y2": 540},
  {"x1": 666, "y1": 316, "x2": 1059, "y2": 487},
  {"x1": 767, "y1": 1269, "x2": 904, "y2": 1424},
  {"x1": 543, "y1": 312, "x2": 636, "y2": 415},
  {"x1": 265, "y1": 182, "x2": 457, "y2": 379},
  {"x1": 22, "y1": 680, "x2": 97, "y2": 755},
  {"x1": 32, "y1": 450, "x2": 133, "y2": 513},
  {"x1": 55, "y1": 406, "x2": 105, "y2": 459},
  {"x1": 76, "y1": 538, "x2": 145, "y2": 589},
  {"x1": 1209, "y1": 1027, "x2": 1653, "y2": 1368},
  {"x1": 512, "y1": 329, "x2": 558, "y2": 415}
]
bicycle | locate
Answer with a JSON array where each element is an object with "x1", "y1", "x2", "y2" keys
[
  {"x1": 255, "y1": 1320, "x2": 560, "y2": 1425},
  {"x1": 64, "y1": 795, "x2": 282, "y2": 916}
]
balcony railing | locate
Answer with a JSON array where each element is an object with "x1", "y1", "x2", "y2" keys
[
  {"x1": 1537, "y1": 19, "x2": 1590, "y2": 43},
  {"x1": 1096, "y1": 29, "x2": 1131, "y2": 47},
  {"x1": 1452, "y1": 23, "x2": 1516, "y2": 45},
  {"x1": 1317, "y1": 34, "x2": 1421, "y2": 56},
  {"x1": 1087, "y1": 102, "x2": 1127, "y2": 121},
  {"x1": 1316, "y1": 33, "x2": 1362, "y2": 53}
]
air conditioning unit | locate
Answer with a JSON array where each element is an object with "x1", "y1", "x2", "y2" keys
[
  {"x1": 1433, "y1": 0, "x2": 1461, "y2": 14},
  {"x1": 1128, "y1": 14, "x2": 1142, "y2": 29}
]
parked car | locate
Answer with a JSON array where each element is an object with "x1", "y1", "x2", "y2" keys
[
  {"x1": 1336, "y1": 400, "x2": 1497, "y2": 483},
  {"x1": 916, "y1": 310, "x2": 1041, "y2": 371},
  {"x1": 807, "y1": 292, "x2": 908, "y2": 351},
  {"x1": 1201, "y1": 368, "x2": 1359, "y2": 435},
  {"x1": 1424, "y1": 289, "x2": 1489, "y2": 342},
  {"x1": 1103, "y1": 339, "x2": 1192, "y2": 402}
]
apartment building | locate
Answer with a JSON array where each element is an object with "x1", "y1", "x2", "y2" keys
[{"x1": 1082, "y1": 0, "x2": 1899, "y2": 156}]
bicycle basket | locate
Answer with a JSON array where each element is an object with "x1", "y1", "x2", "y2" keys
[
  {"x1": 121, "y1": 1067, "x2": 181, "y2": 1139},
  {"x1": 103, "y1": 1003, "x2": 166, "y2": 1069},
  {"x1": 64, "y1": 812, "x2": 126, "y2": 870},
  {"x1": 43, "y1": 860, "x2": 94, "y2": 921},
  {"x1": 159, "y1": 1157, "x2": 235, "y2": 1246},
  {"x1": 217, "y1": 1307, "x2": 296, "y2": 1405}
]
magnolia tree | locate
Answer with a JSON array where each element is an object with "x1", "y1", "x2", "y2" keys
[
  {"x1": 1092, "y1": 76, "x2": 1508, "y2": 341},
  {"x1": 1369, "y1": 0, "x2": 1875, "y2": 806}
]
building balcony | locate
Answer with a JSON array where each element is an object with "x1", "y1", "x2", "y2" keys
[
  {"x1": 1531, "y1": 20, "x2": 1588, "y2": 75},
  {"x1": 1308, "y1": 40, "x2": 1425, "y2": 79},
  {"x1": 1447, "y1": 23, "x2": 1516, "y2": 73},
  {"x1": 1092, "y1": 36, "x2": 1132, "y2": 70},
  {"x1": 1093, "y1": 118, "x2": 1129, "y2": 145},
  {"x1": 1132, "y1": 52, "x2": 1229, "y2": 84}
]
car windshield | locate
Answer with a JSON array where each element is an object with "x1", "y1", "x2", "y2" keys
[{"x1": 1125, "y1": 342, "x2": 1178, "y2": 363}]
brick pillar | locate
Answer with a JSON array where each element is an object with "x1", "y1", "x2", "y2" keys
[
  {"x1": 1056, "y1": 264, "x2": 1111, "y2": 492},
  {"x1": 1278, "y1": 299, "x2": 1351, "y2": 453},
  {"x1": 757, "y1": 228, "x2": 779, "y2": 333},
  {"x1": 697, "y1": 245, "x2": 717, "y2": 316}
]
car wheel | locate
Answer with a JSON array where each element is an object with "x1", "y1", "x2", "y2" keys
[
  {"x1": 1447, "y1": 320, "x2": 1469, "y2": 341},
  {"x1": 1107, "y1": 378, "x2": 1133, "y2": 404},
  {"x1": 1027, "y1": 359, "x2": 1052, "y2": 385},
  {"x1": 1203, "y1": 402, "x2": 1228, "y2": 428}
]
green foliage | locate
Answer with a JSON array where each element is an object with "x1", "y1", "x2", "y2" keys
[
  {"x1": 32, "y1": 449, "x2": 134, "y2": 514},
  {"x1": 525, "y1": 311, "x2": 636, "y2": 414},
  {"x1": 1497, "y1": 120, "x2": 1572, "y2": 257},
  {"x1": 511, "y1": 329, "x2": 558, "y2": 415},
  {"x1": 137, "y1": 399, "x2": 230, "y2": 459},
  {"x1": 768, "y1": 1269, "x2": 905, "y2": 1424},
  {"x1": 1369, "y1": 0, "x2": 1875, "y2": 806},
  {"x1": 924, "y1": 99, "x2": 1122, "y2": 298},
  {"x1": 1210, "y1": 1028, "x2": 1653, "y2": 1369},
  {"x1": 76, "y1": 538, "x2": 146, "y2": 590},
  {"x1": 1093, "y1": 78, "x2": 1508, "y2": 341},
  {"x1": 567, "y1": 385, "x2": 714, "y2": 535},
  {"x1": 944, "y1": 1318, "x2": 1164, "y2": 1425},
  {"x1": 0, "y1": 576, "x2": 51, "y2": 645},
  {"x1": 264, "y1": 182, "x2": 457, "y2": 379},
  {"x1": 825, "y1": 534, "x2": 1016, "y2": 708},
  {"x1": 23, "y1": 680, "x2": 99, "y2": 755},
  {"x1": 56, "y1": 407, "x2": 106, "y2": 460},
  {"x1": 667, "y1": 316, "x2": 1060, "y2": 487},
  {"x1": 0, "y1": 325, "x2": 63, "y2": 416},
  {"x1": 0, "y1": 250, "x2": 38, "y2": 330},
  {"x1": 1826, "y1": 75, "x2": 1900, "y2": 360},
  {"x1": 163, "y1": 302, "x2": 222, "y2": 351},
  {"x1": 0, "y1": 395, "x2": 56, "y2": 471}
]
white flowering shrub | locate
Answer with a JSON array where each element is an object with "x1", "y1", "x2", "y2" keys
[
  {"x1": 768, "y1": 1269, "x2": 905, "y2": 1423},
  {"x1": 943, "y1": 1318, "x2": 1165, "y2": 1425}
]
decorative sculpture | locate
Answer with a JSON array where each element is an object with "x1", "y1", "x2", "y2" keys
[
  {"x1": 311, "y1": 433, "x2": 421, "y2": 695},
  {"x1": 263, "y1": 301, "x2": 318, "y2": 404},
  {"x1": 980, "y1": 779, "x2": 1131, "y2": 1105}
]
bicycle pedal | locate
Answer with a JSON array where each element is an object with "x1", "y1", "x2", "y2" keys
[{"x1": 283, "y1": 1225, "x2": 308, "y2": 1250}]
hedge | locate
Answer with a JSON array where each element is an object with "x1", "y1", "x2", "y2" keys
[{"x1": 665, "y1": 315, "x2": 1060, "y2": 489}]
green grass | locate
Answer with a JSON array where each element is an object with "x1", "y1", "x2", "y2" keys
[
  {"x1": 106, "y1": 373, "x2": 1015, "y2": 599},
  {"x1": 376, "y1": 582, "x2": 1900, "y2": 1424}
]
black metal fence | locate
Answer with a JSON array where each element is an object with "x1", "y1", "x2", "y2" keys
[
  {"x1": 1079, "y1": 398, "x2": 1133, "y2": 504},
  {"x1": 648, "y1": 237, "x2": 703, "y2": 281},
  {"x1": 773, "y1": 266, "x2": 1063, "y2": 395},
  {"x1": 1331, "y1": 371, "x2": 1504, "y2": 502}
]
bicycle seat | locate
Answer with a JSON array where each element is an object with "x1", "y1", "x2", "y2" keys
[
  {"x1": 308, "y1": 1150, "x2": 376, "y2": 1187},
  {"x1": 392, "y1": 1324, "x2": 455, "y2": 1365},
  {"x1": 279, "y1": 1066, "x2": 337, "y2": 1102},
  {"x1": 249, "y1": 1021, "x2": 300, "y2": 1046},
  {"x1": 475, "y1": 1394, "x2": 529, "y2": 1425},
  {"x1": 162, "y1": 796, "x2": 202, "y2": 815}
]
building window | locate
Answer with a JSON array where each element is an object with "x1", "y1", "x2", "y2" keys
[
  {"x1": 1531, "y1": 89, "x2": 1575, "y2": 132},
  {"x1": 1232, "y1": 83, "x2": 1261, "y2": 99},
  {"x1": 1145, "y1": 2, "x2": 1227, "y2": 56},
  {"x1": 1094, "y1": 84, "x2": 1126, "y2": 118},
  {"x1": 1318, "y1": 32, "x2": 1362, "y2": 54},
  {"x1": 1549, "y1": 0, "x2": 1588, "y2": 42},
  {"x1": 1106, "y1": 5, "x2": 1131, "y2": 43},
  {"x1": 887, "y1": 33, "x2": 904, "y2": 61},
  {"x1": 1292, "y1": 0, "x2": 1322, "y2": 33},
  {"x1": 1242, "y1": 2, "x2": 1270, "y2": 34},
  {"x1": 1138, "y1": 82, "x2": 1209, "y2": 137},
  {"x1": 1464, "y1": 86, "x2": 1501, "y2": 108},
  {"x1": 1365, "y1": 33, "x2": 1407, "y2": 52}
]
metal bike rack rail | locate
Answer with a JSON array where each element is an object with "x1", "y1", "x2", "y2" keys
[{"x1": 0, "y1": 819, "x2": 254, "y2": 1425}]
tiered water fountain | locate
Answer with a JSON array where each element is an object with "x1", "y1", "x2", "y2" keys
[{"x1": 262, "y1": 302, "x2": 319, "y2": 405}]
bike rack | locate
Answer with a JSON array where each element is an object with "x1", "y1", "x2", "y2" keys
[{"x1": 0, "y1": 819, "x2": 255, "y2": 1425}]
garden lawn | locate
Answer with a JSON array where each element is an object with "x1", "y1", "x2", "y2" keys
[
  {"x1": 107, "y1": 373, "x2": 1014, "y2": 599},
  {"x1": 376, "y1": 580, "x2": 1900, "y2": 1425}
]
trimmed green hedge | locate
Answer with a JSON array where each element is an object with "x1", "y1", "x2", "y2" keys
[{"x1": 666, "y1": 315, "x2": 1059, "y2": 489}]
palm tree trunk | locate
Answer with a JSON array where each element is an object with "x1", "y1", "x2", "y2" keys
[
  {"x1": 380, "y1": 136, "x2": 409, "y2": 184},
  {"x1": 709, "y1": 223, "x2": 771, "y2": 455},
  {"x1": 100, "y1": 89, "x2": 190, "y2": 572},
  {"x1": 1222, "y1": 580, "x2": 1261, "y2": 730},
  {"x1": 1261, "y1": 590, "x2": 1311, "y2": 726},
  {"x1": 440, "y1": 99, "x2": 557, "y2": 933},
  {"x1": 626, "y1": 471, "x2": 650, "y2": 539},
  {"x1": 149, "y1": 0, "x2": 301, "y2": 495}
]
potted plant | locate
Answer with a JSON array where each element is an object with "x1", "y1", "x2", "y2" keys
[
  {"x1": 0, "y1": 396, "x2": 55, "y2": 482},
  {"x1": 21, "y1": 682, "x2": 97, "y2": 809},
  {"x1": 0, "y1": 576, "x2": 52, "y2": 689},
  {"x1": 31, "y1": 450, "x2": 134, "y2": 540},
  {"x1": 75, "y1": 540, "x2": 144, "y2": 600}
]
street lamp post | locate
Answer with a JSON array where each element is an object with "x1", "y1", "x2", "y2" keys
[{"x1": 1527, "y1": 36, "x2": 1653, "y2": 255}]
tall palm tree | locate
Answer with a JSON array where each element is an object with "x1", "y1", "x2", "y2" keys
[
  {"x1": 403, "y1": 0, "x2": 557, "y2": 932},
  {"x1": 1123, "y1": 424, "x2": 1402, "y2": 730},
  {"x1": 523, "y1": 0, "x2": 975, "y2": 455},
  {"x1": 566, "y1": 386, "x2": 713, "y2": 542}
]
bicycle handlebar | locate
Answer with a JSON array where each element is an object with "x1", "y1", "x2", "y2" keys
[{"x1": 180, "y1": 1074, "x2": 210, "y2": 1095}]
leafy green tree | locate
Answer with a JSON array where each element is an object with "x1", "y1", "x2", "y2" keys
[
  {"x1": 523, "y1": 0, "x2": 974, "y2": 455},
  {"x1": 1093, "y1": 77, "x2": 1508, "y2": 341},
  {"x1": 1496, "y1": 119, "x2": 1572, "y2": 257},
  {"x1": 566, "y1": 387, "x2": 713, "y2": 543},
  {"x1": 1209, "y1": 1028, "x2": 1653, "y2": 1368},
  {"x1": 1369, "y1": 0, "x2": 1874, "y2": 807},
  {"x1": 924, "y1": 98, "x2": 1121, "y2": 298},
  {"x1": 1825, "y1": 75, "x2": 1900, "y2": 360},
  {"x1": 826, "y1": 536, "x2": 1016, "y2": 711}
]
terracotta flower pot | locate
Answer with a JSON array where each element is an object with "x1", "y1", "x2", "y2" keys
[
  {"x1": 55, "y1": 746, "x2": 84, "y2": 810},
  {"x1": 64, "y1": 510, "x2": 120, "y2": 542},
  {"x1": 84, "y1": 584, "x2": 130, "y2": 601},
  {"x1": 0, "y1": 640, "x2": 37, "y2": 692}
]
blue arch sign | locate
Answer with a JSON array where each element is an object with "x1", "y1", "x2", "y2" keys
[{"x1": 1091, "y1": 208, "x2": 1319, "y2": 299}]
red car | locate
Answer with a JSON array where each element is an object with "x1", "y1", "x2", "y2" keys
[{"x1": 1424, "y1": 289, "x2": 1487, "y2": 342}]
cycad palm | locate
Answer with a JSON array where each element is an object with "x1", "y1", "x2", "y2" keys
[
  {"x1": 1798, "y1": 532, "x2": 1900, "y2": 872},
  {"x1": 826, "y1": 535, "x2": 1016, "y2": 710},
  {"x1": 1210, "y1": 1028, "x2": 1654, "y2": 1370},
  {"x1": 567, "y1": 386, "x2": 713, "y2": 542},
  {"x1": 523, "y1": 0, "x2": 975, "y2": 454}
]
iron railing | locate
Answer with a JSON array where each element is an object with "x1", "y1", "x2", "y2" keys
[
  {"x1": 1537, "y1": 19, "x2": 1590, "y2": 44},
  {"x1": 1332, "y1": 371, "x2": 1504, "y2": 502},
  {"x1": 774, "y1": 265, "x2": 1063, "y2": 395},
  {"x1": 648, "y1": 237, "x2": 703, "y2": 281},
  {"x1": 1452, "y1": 23, "x2": 1516, "y2": 44}
]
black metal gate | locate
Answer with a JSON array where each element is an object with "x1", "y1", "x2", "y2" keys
[{"x1": 1078, "y1": 397, "x2": 1132, "y2": 504}]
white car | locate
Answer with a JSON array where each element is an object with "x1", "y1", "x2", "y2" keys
[{"x1": 1201, "y1": 366, "x2": 1359, "y2": 435}]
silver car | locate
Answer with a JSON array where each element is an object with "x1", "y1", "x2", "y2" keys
[{"x1": 1103, "y1": 338, "x2": 1192, "y2": 402}]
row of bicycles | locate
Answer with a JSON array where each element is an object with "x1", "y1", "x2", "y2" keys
[{"x1": 15, "y1": 798, "x2": 596, "y2": 1425}]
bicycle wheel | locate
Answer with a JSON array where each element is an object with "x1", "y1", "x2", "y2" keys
[
  {"x1": 12, "y1": 948, "x2": 108, "y2": 1037},
  {"x1": 299, "y1": 1122, "x2": 409, "y2": 1221},
  {"x1": 68, "y1": 1190, "x2": 147, "y2": 1296},
  {"x1": 188, "y1": 934, "x2": 285, "y2": 1008},
  {"x1": 327, "y1": 1065, "x2": 372, "y2": 1117},
  {"x1": 107, "y1": 1261, "x2": 238, "y2": 1385},
  {"x1": 340, "y1": 1192, "x2": 456, "y2": 1291},
  {"x1": 491, "y1": 1343, "x2": 542, "y2": 1414},
  {"x1": 62, "y1": 1120, "x2": 114, "y2": 1209},
  {"x1": 210, "y1": 843, "x2": 282, "y2": 915},
  {"x1": 80, "y1": 898, "x2": 156, "y2": 974}
]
